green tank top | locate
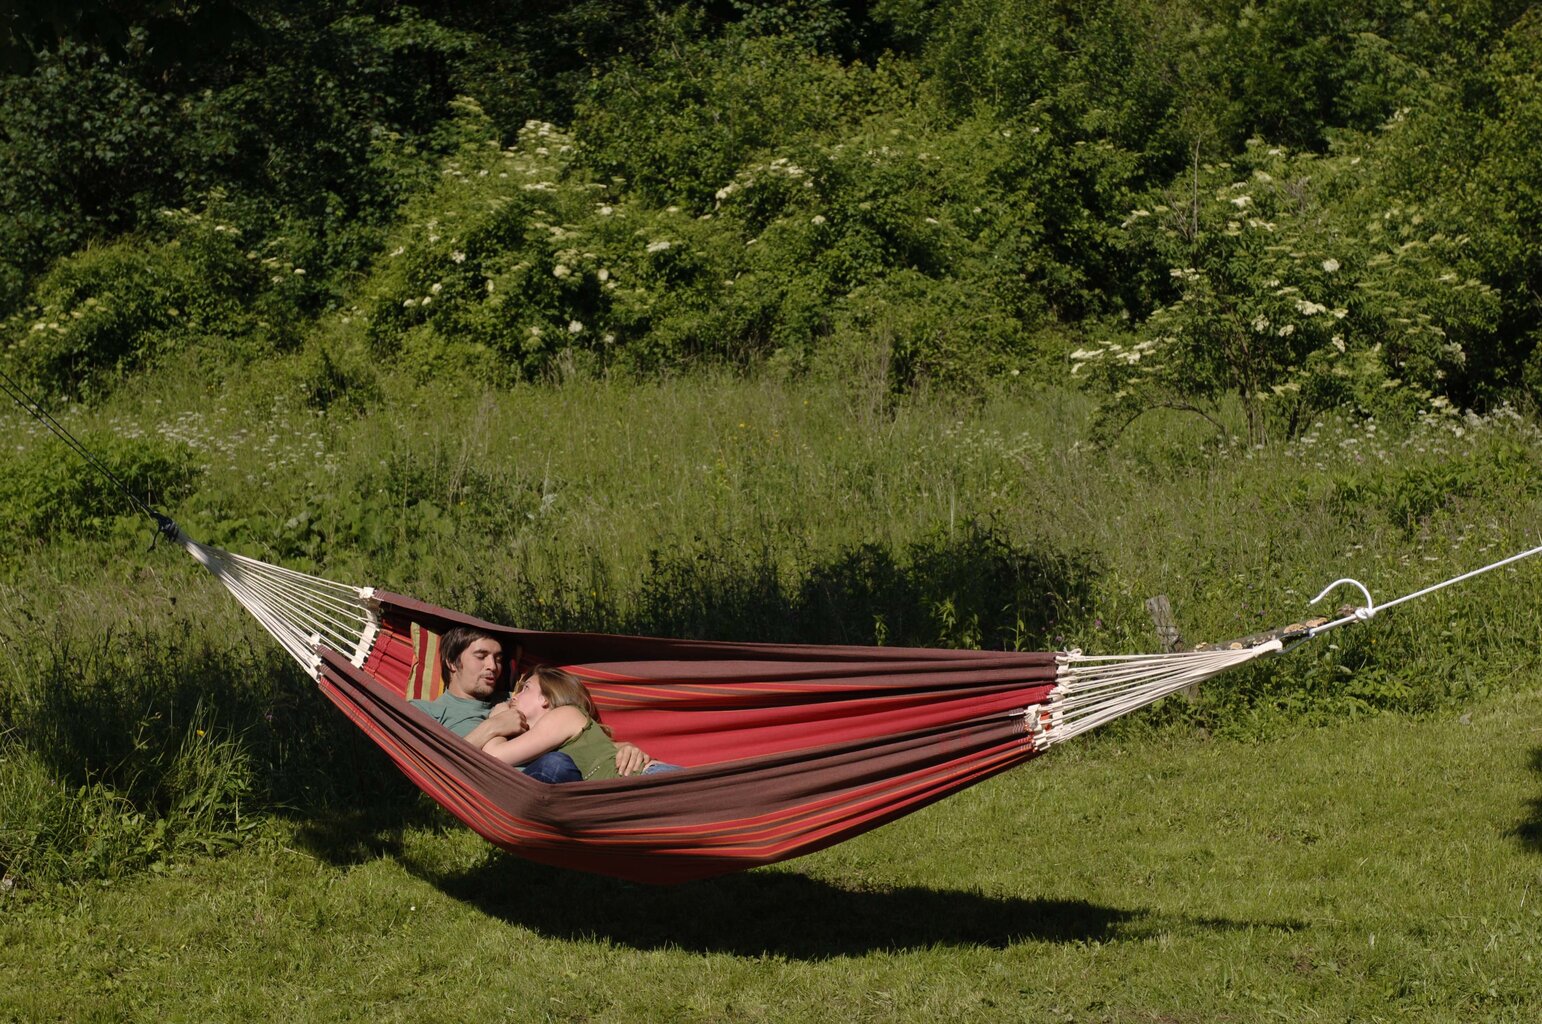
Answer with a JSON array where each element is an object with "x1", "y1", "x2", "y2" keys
[{"x1": 559, "y1": 718, "x2": 619, "y2": 780}]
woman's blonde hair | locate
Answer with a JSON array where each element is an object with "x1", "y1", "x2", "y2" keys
[{"x1": 517, "y1": 666, "x2": 612, "y2": 736}]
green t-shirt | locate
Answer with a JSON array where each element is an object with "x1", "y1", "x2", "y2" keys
[{"x1": 409, "y1": 692, "x2": 493, "y2": 738}]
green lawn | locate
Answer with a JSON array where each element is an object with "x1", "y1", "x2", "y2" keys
[{"x1": 6, "y1": 684, "x2": 1539, "y2": 1023}]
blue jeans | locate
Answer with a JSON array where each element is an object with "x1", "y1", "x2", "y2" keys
[
  {"x1": 521, "y1": 750, "x2": 582, "y2": 784},
  {"x1": 642, "y1": 762, "x2": 681, "y2": 774}
]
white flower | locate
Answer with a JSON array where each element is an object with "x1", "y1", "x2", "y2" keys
[
  {"x1": 1252, "y1": 316, "x2": 1270, "y2": 333},
  {"x1": 646, "y1": 240, "x2": 671, "y2": 253},
  {"x1": 568, "y1": 320, "x2": 583, "y2": 334},
  {"x1": 598, "y1": 206, "x2": 614, "y2": 216},
  {"x1": 553, "y1": 264, "x2": 571, "y2": 278},
  {"x1": 1322, "y1": 258, "x2": 1340, "y2": 273},
  {"x1": 1230, "y1": 196, "x2": 1252, "y2": 208},
  {"x1": 293, "y1": 268, "x2": 305, "y2": 275},
  {"x1": 529, "y1": 326, "x2": 543, "y2": 337},
  {"x1": 450, "y1": 251, "x2": 467, "y2": 263},
  {"x1": 430, "y1": 283, "x2": 443, "y2": 294},
  {"x1": 597, "y1": 268, "x2": 610, "y2": 282},
  {"x1": 811, "y1": 214, "x2": 826, "y2": 226},
  {"x1": 1277, "y1": 324, "x2": 1295, "y2": 337}
]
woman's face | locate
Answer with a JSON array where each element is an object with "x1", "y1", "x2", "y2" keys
[{"x1": 512, "y1": 677, "x2": 548, "y2": 722}]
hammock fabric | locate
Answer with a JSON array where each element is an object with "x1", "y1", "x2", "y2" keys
[
  {"x1": 328, "y1": 592, "x2": 1060, "y2": 884},
  {"x1": 175, "y1": 532, "x2": 1279, "y2": 885}
]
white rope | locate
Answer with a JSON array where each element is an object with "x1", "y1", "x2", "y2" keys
[
  {"x1": 1035, "y1": 642, "x2": 1281, "y2": 749},
  {"x1": 1306, "y1": 541, "x2": 1542, "y2": 637},
  {"x1": 173, "y1": 529, "x2": 378, "y2": 679},
  {"x1": 1030, "y1": 541, "x2": 1542, "y2": 749}
]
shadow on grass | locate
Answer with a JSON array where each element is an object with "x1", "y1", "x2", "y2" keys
[
  {"x1": 406, "y1": 852, "x2": 1281, "y2": 958},
  {"x1": 1510, "y1": 746, "x2": 1542, "y2": 854},
  {"x1": 495, "y1": 521, "x2": 1101, "y2": 650}
]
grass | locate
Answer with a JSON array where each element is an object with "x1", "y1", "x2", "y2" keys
[
  {"x1": 3, "y1": 368, "x2": 1542, "y2": 1019},
  {"x1": 2, "y1": 684, "x2": 1540, "y2": 1022}
]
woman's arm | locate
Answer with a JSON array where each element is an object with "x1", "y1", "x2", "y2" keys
[{"x1": 482, "y1": 705, "x2": 586, "y2": 766}]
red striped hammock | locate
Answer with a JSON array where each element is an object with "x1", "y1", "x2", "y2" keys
[{"x1": 178, "y1": 533, "x2": 1280, "y2": 885}]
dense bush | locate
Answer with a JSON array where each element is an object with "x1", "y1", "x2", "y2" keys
[
  {"x1": 1075, "y1": 139, "x2": 1499, "y2": 442},
  {"x1": 4, "y1": 0, "x2": 1541, "y2": 416},
  {"x1": 0, "y1": 429, "x2": 200, "y2": 543}
]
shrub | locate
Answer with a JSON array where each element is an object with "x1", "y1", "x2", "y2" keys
[
  {"x1": 0, "y1": 430, "x2": 200, "y2": 543},
  {"x1": 1076, "y1": 139, "x2": 1499, "y2": 442},
  {"x1": 2, "y1": 205, "x2": 265, "y2": 399}
]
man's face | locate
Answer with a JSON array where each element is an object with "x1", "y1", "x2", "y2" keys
[{"x1": 445, "y1": 638, "x2": 504, "y2": 700}]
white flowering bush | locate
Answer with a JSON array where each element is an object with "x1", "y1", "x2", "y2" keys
[
  {"x1": 1077, "y1": 139, "x2": 1499, "y2": 441},
  {"x1": 2, "y1": 204, "x2": 265, "y2": 399}
]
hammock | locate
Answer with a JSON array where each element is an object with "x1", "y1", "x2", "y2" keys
[{"x1": 176, "y1": 530, "x2": 1282, "y2": 884}]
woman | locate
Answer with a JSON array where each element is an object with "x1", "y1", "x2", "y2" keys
[{"x1": 482, "y1": 667, "x2": 622, "y2": 781}]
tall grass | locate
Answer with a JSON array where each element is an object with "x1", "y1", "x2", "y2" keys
[{"x1": 2, "y1": 367, "x2": 1540, "y2": 889}]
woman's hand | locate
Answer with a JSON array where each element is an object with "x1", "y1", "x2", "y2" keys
[{"x1": 614, "y1": 742, "x2": 650, "y2": 776}]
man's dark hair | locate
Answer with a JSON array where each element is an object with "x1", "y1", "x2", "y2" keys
[{"x1": 439, "y1": 625, "x2": 505, "y2": 685}]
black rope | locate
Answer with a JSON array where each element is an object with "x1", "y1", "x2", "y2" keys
[{"x1": 0, "y1": 364, "x2": 180, "y2": 541}]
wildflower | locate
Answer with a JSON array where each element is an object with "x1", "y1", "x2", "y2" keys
[
  {"x1": 811, "y1": 214, "x2": 826, "y2": 226},
  {"x1": 1230, "y1": 196, "x2": 1252, "y2": 208},
  {"x1": 646, "y1": 240, "x2": 671, "y2": 253},
  {"x1": 1322, "y1": 258, "x2": 1340, "y2": 273},
  {"x1": 568, "y1": 320, "x2": 583, "y2": 334},
  {"x1": 293, "y1": 267, "x2": 305, "y2": 275},
  {"x1": 430, "y1": 283, "x2": 443, "y2": 294},
  {"x1": 1277, "y1": 324, "x2": 1295, "y2": 337},
  {"x1": 450, "y1": 251, "x2": 466, "y2": 263},
  {"x1": 553, "y1": 264, "x2": 571, "y2": 278}
]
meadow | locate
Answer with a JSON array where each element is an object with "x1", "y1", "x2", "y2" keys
[{"x1": 3, "y1": 370, "x2": 1541, "y2": 1021}]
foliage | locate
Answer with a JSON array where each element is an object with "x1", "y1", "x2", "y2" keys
[
  {"x1": 1075, "y1": 140, "x2": 1499, "y2": 443},
  {"x1": 0, "y1": 429, "x2": 199, "y2": 543},
  {"x1": 2, "y1": 204, "x2": 269, "y2": 398}
]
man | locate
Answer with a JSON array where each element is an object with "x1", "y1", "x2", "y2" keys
[{"x1": 409, "y1": 625, "x2": 650, "y2": 781}]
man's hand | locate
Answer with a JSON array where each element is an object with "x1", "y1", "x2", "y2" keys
[
  {"x1": 614, "y1": 741, "x2": 651, "y2": 777},
  {"x1": 465, "y1": 700, "x2": 526, "y2": 749}
]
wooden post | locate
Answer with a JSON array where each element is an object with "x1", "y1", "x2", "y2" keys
[{"x1": 1145, "y1": 595, "x2": 1198, "y2": 700}]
